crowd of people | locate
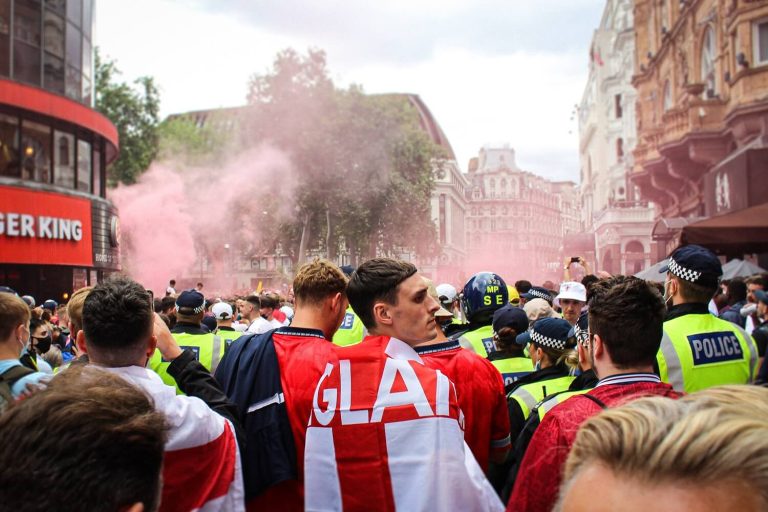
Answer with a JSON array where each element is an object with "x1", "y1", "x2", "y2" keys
[{"x1": 0, "y1": 243, "x2": 766, "y2": 511}]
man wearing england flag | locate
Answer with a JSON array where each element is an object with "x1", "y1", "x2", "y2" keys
[{"x1": 304, "y1": 258, "x2": 504, "y2": 511}]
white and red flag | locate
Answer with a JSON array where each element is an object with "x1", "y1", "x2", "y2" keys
[
  {"x1": 104, "y1": 365, "x2": 245, "y2": 512},
  {"x1": 304, "y1": 336, "x2": 503, "y2": 512}
]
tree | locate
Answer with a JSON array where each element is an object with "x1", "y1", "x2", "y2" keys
[
  {"x1": 94, "y1": 48, "x2": 160, "y2": 186},
  {"x1": 244, "y1": 48, "x2": 444, "y2": 266},
  {"x1": 157, "y1": 115, "x2": 232, "y2": 167}
]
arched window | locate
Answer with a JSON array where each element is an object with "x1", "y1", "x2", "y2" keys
[
  {"x1": 701, "y1": 26, "x2": 717, "y2": 97},
  {"x1": 663, "y1": 80, "x2": 672, "y2": 111},
  {"x1": 616, "y1": 138, "x2": 624, "y2": 159}
]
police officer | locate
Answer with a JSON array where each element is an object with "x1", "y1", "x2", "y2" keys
[
  {"x1": 211, "y1": 302, "x2": 242, "y2": 350},
  {"x1": 457, "y1": 272, "x2": 509, "y2": 358},
  {"x1": 518, "y1": 286, "x2": 553, "y2": 308},
  {"x1": 506, "y1": 317, "x2": 576, "y2": 440},
  {"x1": 657, "y1": 244, "x2": 758, "y2": 393},
  {"x1": 332, "y1": 265, "x2": 366, "y2": 346},
  {"x1": 489, "y1": 305, "x2": 533, "y2": 388},
  {"x1": 149, "y1": 289, "x2": 225, "y2": 393}
]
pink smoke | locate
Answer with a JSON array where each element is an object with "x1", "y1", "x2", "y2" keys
[{"x1": 109, "y1": 145, "x2": 295, "y2": 297}]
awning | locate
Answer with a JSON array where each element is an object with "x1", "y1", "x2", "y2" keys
[
  {"x1": 652, "y1": 217, "x2": 705, "y2": 240},
  {"x1": 721, "y1": 258, "x2": 766, "y2": 279},
  {"x1": 634, "y1": 258, "x2": 669, "y2": 282},
  {"x1": 681, "y1": 202, "x2": 768, "y2": 254}
]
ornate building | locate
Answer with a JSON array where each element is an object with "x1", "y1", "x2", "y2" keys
[
  {"x1": 464, "y1": 145, "x2": 579, "y2": 284},
  {"x1": 632, "y1": 0, "x2": 768, "y2": 258},
  {"x1": 579, "y1": 0, "x2": 658, "y2": 275}
]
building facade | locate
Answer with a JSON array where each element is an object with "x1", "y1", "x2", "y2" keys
[
  {"x1": 632, "y1": 0, "x2": 768, "y2": 257},
  {"x1": 579, "y1": 0, "x2": 658, "y2": 275},
  {"x1": 464, "y1": 145, "x2": 579, "y2": 284},
  {"x1": 0, "y1": 0, "x2": 120, "y2": 302}
]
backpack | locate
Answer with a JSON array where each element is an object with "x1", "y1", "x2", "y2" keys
[{"x1": 0, "y1": 365, "x2": 35, "y2": 413}]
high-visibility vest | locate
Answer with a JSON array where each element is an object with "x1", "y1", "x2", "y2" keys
[
  {"x1": 658, "y1": 312, "x2": 758, "y2": 393},
  {"x1": 332, "y1": 307, "x2": 366, "y2": 347},
  {"x1": 490, "y1": 356, "x2": 534, "y2": 388},
  {"x1": 149, "y1": 332, "x2": 225, "y2": 394},
  {"x1": 508, "y1": 374, "x2": 575, "y2": 421},
  {"x1": 536, "y1": 388, "x2": 591, "y2": 421},
  {"x1": 458, "y1": 324, "x2": 496, "y2": 358},
  {"x1": 214, "y1": 328, "x2": 243, "y2": 351}
]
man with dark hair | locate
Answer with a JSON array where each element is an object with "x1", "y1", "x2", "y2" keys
[
  {"x1": 304, "y1": 258, "x2": 502, "y2": 510},
  {"x1": 0, "y1": 365, "x2": 167, "y2": 512},
  {"x1": 508, "y1": 275, "x2": 679, "y2": 512},
  {"x1": 77, "y1": 277, "x2": 244, "y2": 512},
  {"x1": 243, "y1": 294, "x2": 279, "y2": 334},
  {"x1": 216, "y1": 259, "x2": 349, "y2": 510},
  {"x1": 166, "y1": 279, "x2": 177, "y2": 297},
  {"x1": 719, "y1": 277, "x2": 748, "y2": 327},
  {"x1": 657, "y1": 245, "x2": 757, "y2": 393}
]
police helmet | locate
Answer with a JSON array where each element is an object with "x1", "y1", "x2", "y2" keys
[{"x1": 462, "y1": 272, "x2": 509, "y2": 324}]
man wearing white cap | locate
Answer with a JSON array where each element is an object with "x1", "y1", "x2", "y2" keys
[
  {"x1": 555, "y1": 282, "x2": 587, "y2": 326},
  {"x1": 212, "y1": 302, "x2": 242, "y2": 350}
]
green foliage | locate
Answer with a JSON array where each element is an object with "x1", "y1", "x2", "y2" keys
[
  {"x1": 94, "y1": 49, "x2": 160, "y2": 186},
  {"x1": 157, "y1": 115, "x2": 231, "y2": 167},
  {"x1": 245, "y1": 48, "x2": 444, "y2": 264}
]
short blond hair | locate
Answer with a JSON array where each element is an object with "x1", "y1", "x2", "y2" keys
[
  {"x1": 66, "y1": 286, "x2": 92, "y2": 335},
  {"x1": 561, "y1": 386, "x2": 768, "y2": 508},
  {"x1": 0, "y1": 293, "x2": 30, "y2": 341},
  {"x1": 293, "y1": 259, "x2": 347, "y2": 306}
]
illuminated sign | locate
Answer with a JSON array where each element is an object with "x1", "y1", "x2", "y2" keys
[{"x1": 0, "y1": 185, "x2": 93, "y2": 266}]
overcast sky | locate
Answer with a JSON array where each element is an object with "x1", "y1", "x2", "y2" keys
[{"x1": 95, "y1": 0, "x2": 606, "y2": 182}]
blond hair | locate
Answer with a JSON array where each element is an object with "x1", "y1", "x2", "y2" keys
[
  {"x1": 561, "y1": 386, "x2": 768, "y2": 508},
  {"x1": 292, "y1": 259, "x2": 347, "y2": 306},
  {"x1": 66, "y1": 286, "x2": 92, "y2": 335},
  {"x1": 0, "y1": 293, "x2": 31, "y2": 341}
]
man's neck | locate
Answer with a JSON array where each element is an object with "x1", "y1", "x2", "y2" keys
[
  {"x1": 594, "y1": 362, "x2": 654, "y2": 380},
  {"x1": 291, "y1": 308, "x2": 333, "y2": 340},
  {"x1": 414, "y1": 328, "x2": 448, "y2": 347},
  {"x1": 0, "y1": 342, "x2": 21, "y2": 360}
]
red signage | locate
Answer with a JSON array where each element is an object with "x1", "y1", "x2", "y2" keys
[{"x1": 0, "y1": 185, "x2": 93, "y2": 266}]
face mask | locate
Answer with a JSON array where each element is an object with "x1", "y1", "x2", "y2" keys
[
  {"x1": 33, "y1": 335, "x2": 52, "y2": 354},
  {"x1": 534, "y1": 361, "x2": 541, "y2": 371}
]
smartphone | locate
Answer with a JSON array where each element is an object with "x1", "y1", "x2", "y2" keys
[{"x1": 570, "y1": 257, "x2": 580, "y2": 264}]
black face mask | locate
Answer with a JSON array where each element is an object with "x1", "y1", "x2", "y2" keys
[{"x1": 32, "y1": 335, "x2": 52, "y2": 354}]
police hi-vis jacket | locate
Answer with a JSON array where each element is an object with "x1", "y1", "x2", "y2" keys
[{"x1": 657, "y1": 303, "x2": 758, "y2": 393}]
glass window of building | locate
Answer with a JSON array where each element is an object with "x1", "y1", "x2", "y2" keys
[
  {"x1": 82, "y1": 0, "x2": 92, "y2": 38},
  {"x1": 77, "y1": 139, "x2": 90, "y2": 192},
  {"x1": 65, "y1": 21, "x2": 81, "y2": 69},
  {"x1": 54, "y1": 130, "x2": 74, "y2": 188},
  {"x1": 44, "y1": 9, "x2": 64, "y2": 57},
  {"x1": 754, "y1": 19, "x2": 768, "y2": 66},
  {"x1": 47, "y1": 0, "x2": 65, "y2": 15},
  {"x1": 0, "y1": 0, "x2": 9, "y2": 76},
  {"x1": 663, "y1": 80, "x2": 672, "y2": 111},
  {"x1": 14, "y1": 0, "x2": 42, "y2": 86},
  {"x1": 21, "y1": 120, "x2": 51, "y2": 183},
  {"x1": 701, "y1": 26, "x2": 717, "y2": 97},
  {"x1": 44, "y1": 52, "x2": 64, "y2": 94},
  {"x1": 66, "y1": 0, "x2": 82, "y2": 24},
  {"x1": 0, "y1": 112, "x2": 19, "y2": 177},
  {"x1": 93, "y1": 148, "x2": 100, "y2": 196}
]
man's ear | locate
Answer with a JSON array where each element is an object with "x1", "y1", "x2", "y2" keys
[
  {"x1": 592, "y1": 333, "x2": 604, "y2": 360},
  {"x1": 76, "y1": 330, "x2": 88, "y2": 355},
  {"x1": 373, "y1": 302, "x2": 392, "y2": 326},
  {"x1": 146, "y1": 335, "x2": 157, "y2": 359},
  {"x1": 329, "y1": 292, "x2": 343, "y2": 313}
]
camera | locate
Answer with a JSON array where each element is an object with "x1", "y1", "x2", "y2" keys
[{"x1": 570, "y1": 257, "x2": 581, "y2": 264}]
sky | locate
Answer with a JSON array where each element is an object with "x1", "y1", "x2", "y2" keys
[{"x1": 95, "y1": 0, "x2": 606, "y2": 182}]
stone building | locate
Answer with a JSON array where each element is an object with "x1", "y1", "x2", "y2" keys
[
  {"x1": 579, "y1": 0, "x2": 658, "y2": 275},
  {"x1": 464, "y1": 145, "x2": 579, "y2": 284},
  {"x1": 632, "y1": 0, "x2": 768, "y2": 258}
]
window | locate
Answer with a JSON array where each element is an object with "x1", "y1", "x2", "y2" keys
[
  {"x1": 77, "y1": 139, "x2": 91, "y2": 192},
  {"x1": 44, "y1": 10, "x2": 64, "y2": 58},
  {"x1": 44, "y1": 53, "x2": 65, "y2": 94},
  {"x1": 615, "y1": 94, "x2": 622, "y2": 118},
  {"x1": 0, "y1": 113, "x2": 18, "y2": 177},
  {"x1": 616, "y1": 138, "x2": 624, "y2": 159},
  {"x1": 663, "y1": 80, "x2": 672, "y2": 111},
  {"x1": 93, "y1": 148, "x2": 101, "y2": 197},
  {"x1": 21, "y1": 121, "x2": 51, "y2": 183},
  {"x1": 67, "y1": 0, "x2": 82, "y2": 24},
  {"x1": 701, "y1": 26, "x2": 717, "y2": 97},
  {"x1": 754, "y1": 18, "x2": 768, "y2": 66},
  {"x1": 54, "y1": 130, "x2": 74, "y2": 188}
]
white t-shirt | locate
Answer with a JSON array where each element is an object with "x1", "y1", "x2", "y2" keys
[
  {"x1": 166, "y1": 286, "x2": 177, "y2": 296},
  {"x1": 245, "y1": 317, "x2": 283, "y2": 335}
]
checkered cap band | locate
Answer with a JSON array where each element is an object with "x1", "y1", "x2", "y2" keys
[
  {"x1": 176, "y1": 303, "x2": 205, "y2": 314},
  {"x1": 668, "y1": 257, "x2": 702, "y2": 283},
  {"x1": 530, "y1": 289, "x2": 551, "y2": 302},
  {"x1": 531, "y1": 328, "x2": 567, "y2": 350}
]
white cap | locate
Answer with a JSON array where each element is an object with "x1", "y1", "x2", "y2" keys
[
  {"x1": 556, "y1": 282, "x2": 587, "y2": 303},
  {"x1": 435, "y1": 284, "x2": 458, "y2": 304},
  {"x1": 211, "y1": 302, "x2": 234, "y2": 320}
]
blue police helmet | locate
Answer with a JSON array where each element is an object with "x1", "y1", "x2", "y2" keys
[{"x1": 462, "y1": 272, "x2": 509, "y2": 324}]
